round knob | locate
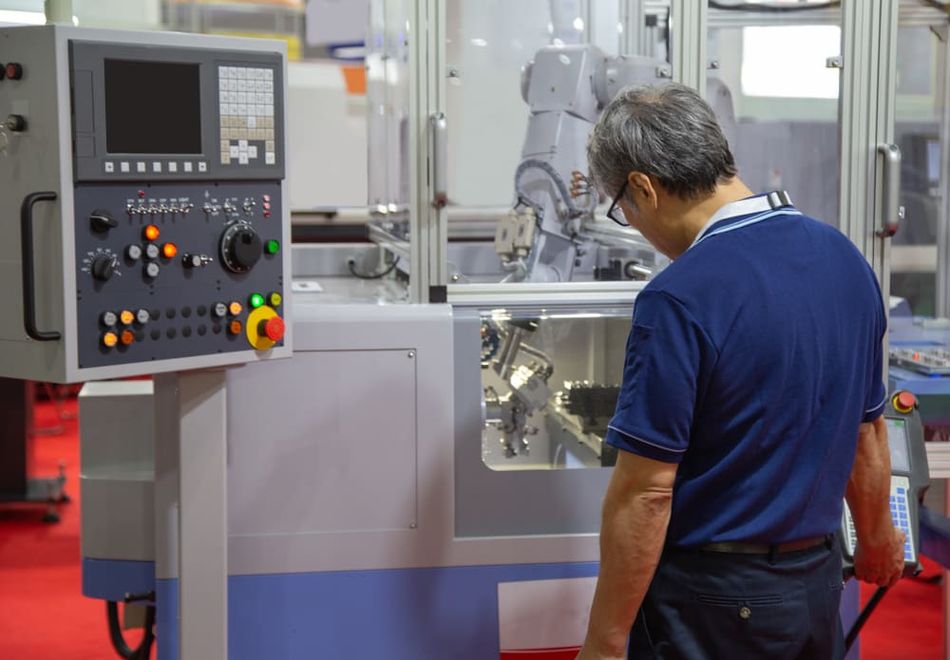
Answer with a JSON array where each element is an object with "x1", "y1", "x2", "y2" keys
[
  {"x1": 220, "y1": 223, "x2": 262, "y2": 273},
  {"x1": 90, "y1": 209, "x2": 118, "y2": 233},
  {"x1": 92, "y1": 254, "x2": 118, "y2": 281}
]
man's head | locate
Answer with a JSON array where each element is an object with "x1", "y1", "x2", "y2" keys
[{"x1": 587, "y1": 83, "x2": 739, "y2": 255}]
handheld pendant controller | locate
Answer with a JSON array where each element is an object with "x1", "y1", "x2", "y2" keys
[{"x1": 840, "y1": 390, "x2": 930, "y2": 578}]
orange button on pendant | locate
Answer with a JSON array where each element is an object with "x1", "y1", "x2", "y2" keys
[
  {"x1": 162, "y1": 242, "x2": 178, "y2": 259},
  {"x1": 229, "y1": 320, "x2": 243, "y2": 335},
  {"x1": 120, "y1": 330, "x2": 135, "y2": 346},
  {"x1": 119, "y1": 310, "x2": 135, "y2": 325},
  {"x1": 228, "y1": 301, "x2": 243, "y2": 316},
  {"x1": 144, "y1": 224, "x2": 160, "y2": 241},
  {"x1": 893, "y1": 391, "x2": 916, "y2": 414},
  {"x1": 102, "y1": 332, "x2": 118, "y2": 348}
]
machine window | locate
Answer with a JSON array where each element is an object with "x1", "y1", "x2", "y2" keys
[{"x1": 104, "y1": 59, "x2": 202, "y2": 154}]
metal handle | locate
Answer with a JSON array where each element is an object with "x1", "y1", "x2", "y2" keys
[
  {"x1": 877, "y1": 143, "x2": 903, "y2": 238},
  {"x1": 430, "y1": 112, "x2": 448, "y2": 208},
  {"x1": 20, "y1": 191, "x2": 61, "y2": 341}
]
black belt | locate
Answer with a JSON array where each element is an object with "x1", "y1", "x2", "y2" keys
[{"x1": 696, "y1": 534, "x2": 833, "y2": 556}]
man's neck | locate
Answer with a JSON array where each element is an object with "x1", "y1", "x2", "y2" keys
[{"x1": 664, "y1": 178, "x2": 755, "y2": 258}]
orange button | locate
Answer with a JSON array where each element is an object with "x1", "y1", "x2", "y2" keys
[
  {"x1": 162, "y1": 242, "x2": 178, "y2": 259},
  {"x1": 144, "y1": 224, "x2": 160, "y2": 241},
  {"x1": 228, "y1": 301, "x2": 243, "y2": 316},
  {"x1": 119, "y1": 310, "x2": 135, "y2": 325},
  {"x1": 120, "y1": 330, "x2": 135, "y2": 346},
  {"x1": 228, "y1": 320, "x2": 243, "y2": 335},
  {"x1": 102, "y1": 332, "x2": 118, "y2": 348},
  {"x1": 260, "y1": 315, "x2": 285, "y2": 342},
  {"x1": 893, "y1": 391, "x2": 916, "y2": 414}
]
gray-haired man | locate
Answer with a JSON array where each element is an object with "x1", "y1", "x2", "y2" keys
[{"x1": 576, "y1": 83, "x2": 905, "y2": 659}]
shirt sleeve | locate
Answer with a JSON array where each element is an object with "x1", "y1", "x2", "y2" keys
[
  {"x1": 606, "y1": 290, "x2": 716, "y2": 464},
  {"x1": 862, "y1": 294, "x2": 888, "y2": 423}
]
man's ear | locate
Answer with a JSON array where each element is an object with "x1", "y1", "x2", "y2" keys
[{"x1": 628, "y1": 171, "x2": 658, "y2": 211}]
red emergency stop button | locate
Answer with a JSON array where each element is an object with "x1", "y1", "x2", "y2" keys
[
  {"x1": 893, "y1": 391, "x2": 916, "y2": 414},
  {"x1": 5, "y1": 63, "x2": 23, "y2": 80},
  {"x1": 260, "y1": 315, "x2": 285, "y2": 342}
]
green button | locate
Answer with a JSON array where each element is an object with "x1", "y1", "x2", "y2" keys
[
  {"x1": 266, "y1": 239, "x2": 280, "y2": 255},
  {"x1": 249, "y1": 293, "x2": 265, "y2": 309}
]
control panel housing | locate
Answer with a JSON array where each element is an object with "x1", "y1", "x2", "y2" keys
[{"x1": 0, "y1": 25, "x2": 291, "y2": 382}]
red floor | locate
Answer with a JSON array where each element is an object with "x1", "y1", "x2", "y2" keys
[{"x1": 0, "y1": 400, "x2": 944, "y2": 659}]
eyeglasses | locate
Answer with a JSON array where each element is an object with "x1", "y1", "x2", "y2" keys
[{"x1": 606, "y1": 180, "x2": 630, "y2": 227}]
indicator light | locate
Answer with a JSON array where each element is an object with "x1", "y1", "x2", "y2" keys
[
  {"x1": 213, "y1": 302, "x2": 228, "y2": 318},
  {"x1": 136, "y1": 309, "x2": 151, "y2": 324},
  {"x1": 228, "y1": 301, "x2": 243, "y2": 316},
  {"x1": 268, "y1": 292, "x2": 282, "y2": 307},
  {"x1": 102, "y1": 332, "x2": 118, "y2": 348},
  {"x1": 120, "y1": 330, "x2": 135, "y2": 346},
  {"x1": 101, "y1": 311, "x2": 118, "y2": 327},
  {"x1": 893, "y1": 391, "x2": 917, "y2": 414},
  {"x1": 265, "y1": 239, "x2": 280, "y2": 255},
  {"x1": 249, "y1": 293, "x2": 265, "y2": 309},
  {"x1": 144, "y1": 224, "x2": 160, "y2": 241},
  {"x1": 162, "y1": 242, "x2": 178, "y2": 259},
  {"x1": 138, "y1": 190, "x2": 146, "y2": 199},
  {"x1": 229, "y1": 320, "x2": 243, "y2": 335},
  {"x1": 119, "y1": 310, "x2": 135, "y2": 325},
  {"x1": 262, "y1": 194, "x2": 271, "y2": 203}
]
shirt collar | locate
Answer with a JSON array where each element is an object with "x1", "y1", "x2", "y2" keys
[{"x1": 689, "y1": 192, "x2": 794, "y2": 249}]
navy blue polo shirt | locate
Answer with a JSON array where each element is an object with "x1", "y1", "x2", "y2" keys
[{"x1": 606, "y1": 195, "x2": 887, "y2": 547}]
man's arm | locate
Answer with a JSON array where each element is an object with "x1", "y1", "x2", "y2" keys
[
  {"x1": 578, "y1": 451, "x2": 678, "y2": 660},
  {"x1": 845, "y1": 415, "x2": 905, "y2": 587}
]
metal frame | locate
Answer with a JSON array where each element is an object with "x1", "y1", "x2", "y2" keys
[
  {"x1": 670, "y1": 0, "x2": 708, "y2": 94},
  {"x1": 937, "y1": 21, "x2": 950, "y2": 316},
  {"x1": 838, "y1": 0, "x2": 900, "y2": 293}
]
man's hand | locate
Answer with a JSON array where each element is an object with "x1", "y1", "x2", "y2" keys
[
  {"x1": 853, "y1": 527, "x2": 906, "y2": 587},
  {"x1": 846, "y1": 416, "x2": 906, "y2": 589}
]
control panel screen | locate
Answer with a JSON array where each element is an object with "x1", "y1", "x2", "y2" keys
[
  {"x1": 886, "y1": 417, "x2": 911, "y2": 473},
  {"x1": 105, "y1": 59, "x2": 202, "y2": 154}
]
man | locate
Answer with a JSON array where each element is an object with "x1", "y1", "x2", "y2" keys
[{"x1": 577, "y1": 83, "x2": 906, "y2": 659}]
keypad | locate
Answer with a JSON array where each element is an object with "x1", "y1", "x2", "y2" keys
[
  {"x1": 843, "y1": 476, "x2": 915, "y2": 563},
  {"x1": 218, "y1": 66, "x2": 276, "y2": 167}
]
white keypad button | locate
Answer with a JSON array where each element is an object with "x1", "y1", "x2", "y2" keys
[
  {"x1": 247, "y1": 115, "x2": 257, "y2": 129},
  {"x1": 198, "y1": 161, "x2": 207, "y2": 172},
  {"x1": 265, "y1": 152, "x2": 275, "y2": 165},
  {"x1": 136, "y1": 162, "x2": 146, "y2": 173},
  {"x1": 265, "y1": 69, "x2": 273, "y2": 80},
  {"x1": 152, "y1": 162, "x2": 162, "y2": 173},
  {"x1": 168, "y1": 162, "x2": 178, "y2": 173},
  {"x1": 184, "y1": 162, "x2": 193, "y2": 173},
  {"x1": 230, "y1": 145, "x2": 240, "y2": 158},
  {"x1": 221, "y1": 153, "x2": 231, "y2": 165},
  {"x1": 264, "y1": 80, "x2": 273, "y2": 93},
  {"x1": 120, "y1": 161, "x2": 130, "y2": 173},
  {"x1": 238, "y1": 153, "x2": 249, "y2": 165},
  {"x1": 238, "y1": 139, "x2": 248, "y2": 149},
  {"x1": 248, "y1": 145, "x2": 258, "y2": 159},
  {"x1": 104, "y1": 161, "x2": 115, "y2": 173}
]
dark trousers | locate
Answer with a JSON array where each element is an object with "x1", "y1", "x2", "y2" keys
[{"x1": 629, "y1": 538, "x2": 845, "y2": 659}]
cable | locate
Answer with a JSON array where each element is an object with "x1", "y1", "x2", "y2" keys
[
  {"x1": 709, "y1": 1, "x2": 840, "y2": 11},
  {"x1": 514, "y1": 159, "x2": 598, "y2": 219},
  {"x1": 107, "y1": 601, "x2": 156, "y2": 660},
  {"x1": 843, "y1": 586, "x2": 889, "y2": 653},
  {"x1": 347, "y1": 256, "x2": 400, "y2": 280}
]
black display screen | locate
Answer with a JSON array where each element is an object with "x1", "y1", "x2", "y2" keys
[{"x1": 104, "y1": 59, "x2": 202, "y2": 154}]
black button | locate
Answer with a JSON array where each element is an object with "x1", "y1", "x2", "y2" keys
[
  {"x1": 181, "y1": 306, "x2": 192, "y2": 318},
  {"x1": 182, "y1": 326, "x2": 192, "y2": 337},
  {"x1": 197, "y1": 305, "x2": 208, "y2": 317},
  {"x1": 166, "y1": 307, "x2": 177, "y2": 319},
  {"x1": 197, "y1": 324, "x2": 207, "y2": 336},
  {"x1": 150, "y1": 329, "x2": 161, "y2": 341},
  {"x1": 166, "y1": 327, "x2": 177, "y2": 339},
  {"x1": 135, "y1": 330, "x2": 145, "y2": 342},
  {"x1": 212, "y1": 324, "x2": 222, "y2": 334},
  {"x1": 150, "y1": 308, "x2": 160, "y2": 321}
]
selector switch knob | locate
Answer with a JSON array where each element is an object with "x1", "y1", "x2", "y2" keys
[
  {"x1": 92, "y1": 254, "x2": 119, "y2": 281},
  {"x1": 220, "y1": 223, "x2": 262, "y2": 273},
  {"x1": 90, "y1": 209, "x2": 118, "y2": 233}
]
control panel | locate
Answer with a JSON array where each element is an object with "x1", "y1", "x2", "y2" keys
[
  {"x1": 890, "y1": 346, "x2": 950, "y2": 376},
  {"x1": 75, "y1": 182, "x2": 284, "y2": 368},
  {"x1": 0, "y1": 25, "x2": 291, "y2": 382},
  {"x1": 841, "y1": 390, "x2": 930, "y2": 578}
]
